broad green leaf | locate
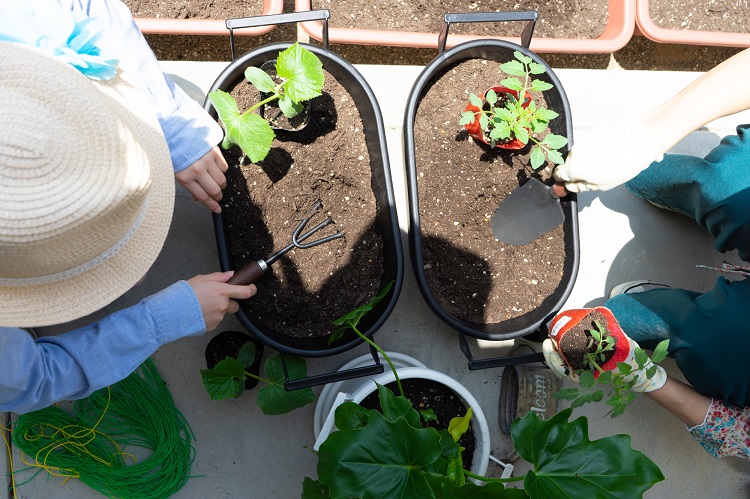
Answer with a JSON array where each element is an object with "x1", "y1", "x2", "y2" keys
[
  {"x1": 334, "y1": 401, "x2": 372, "y2": 431},
  {"x1": 513, "y1": 125, "x2": 529, "y2": 145},
  {"x1": 423, "y1": 429, "x2": 462, "y2": 476},
  {"x1": 209, "y1": 90, "x2": 277, "y2": 163},
  {"x1": 257, "y1": 354, "x2": 316, "y2": 415},
  {"x1": 528, "y1": 62, "x2": 546, "y2": 74},
  {"x1": 317, "y1": 410, "x2": 443, "y2": 499},
  {"x1": 377, "y1": 384, "x2": 421, "y2": 427},
  {"x1": 499, "y1": 77, "x2": 523, "y2": 93},
  {"x1": 420, "y1": 408, "x2": 437, "y2": 423},
  {"x1": 459, "y1": 111, "x2": 476, "y2": 126},
  {"x1": 650, "y1": 339, "x2": 670, "y2": 363},
  {"x1": 276, "y1": 42, "x2": 324, "y2": 103},
  {"x1": 514, "y1": 51, "x2": 533, "y2": 64},
  {"x1": 331, "y1": 281, "x2": 394, "y2": 330},
  {"x1": 535, "y1": 108, "x2": 559, "y2": 121},
  {"x1": 469, "y1": 93, "x2": 483, "y2": 107},
  {"x1": 646, "y1": 365, "x2": 658, "y2": 379},
  {"x1": 547, "y1": 148, "x2": 565, "y2": 164},
  {"x1": 244, "y1": 66, "x2": 276, "y2": 93},
  {"x1": 200, "y1": 357, "x2": 246, "y2": 400},
  {"x1": 302, "y1": 477, "x2": 330, "y2": 498},
  {"x1": 530, "y1": 79, "x2": 553, "y2": 92},
  {"x1": 208, "y1": 89, "x2": 240, "y2": 121},
  {"x1": 236, "y1": 341, "x2": 257, "y2": 366},
  {"x1": 511, "y1": 409, "x2": 664, "y2": 498},
  {"x1": 447, "y1": 408, "x2": 472, "y2": 442},
  {"x1": 446, "y1": 457, "x2": 465, "y2": 487},
  {"x1": 499, "y1": 59, "x2": 526, "y2": 77},
  {"x1": 425, "y1": 474, "x2": 528, "y2": 499},
  {"x1": 634, "y1": 348, "x2": 649, "y2": 369},
  {"x1": 278, "y1": 93, "x2": 303, "y2": 118},
  {"x1": 542, "y1": 133, "x2": 568, "y2": 149},
  {"x1": 530, "y1": 146, "x2": 545, "y2": 170},
  {"x1": 495, "y1": 108, "x2": 515, "y2": 122}
]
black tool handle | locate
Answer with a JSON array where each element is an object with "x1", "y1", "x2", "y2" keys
[{"x1": 228, "y1": 260, "x2": 268, "y2": 285}]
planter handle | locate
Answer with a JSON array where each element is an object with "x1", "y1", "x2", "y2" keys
[
  {"x1": 279, "y1": 345, "x2": 385, "y2": 391},
  {"x1": 226, "y1": 10, "x2": 331, "y2": 59},
  {"x1": 438, "y1": 11, "x2": 538, "y2": 54}
]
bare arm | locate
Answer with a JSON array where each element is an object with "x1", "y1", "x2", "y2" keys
[
  {"x1": 643, "y1": 376, "x2": 711, "y2": 427},
  {"x1": 643, "y1": 47, "x2": 750, "y2": 156}
]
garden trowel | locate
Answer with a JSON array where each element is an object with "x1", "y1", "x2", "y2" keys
[{"x1": 491, "y1": 178, "x2": 564, "y2": 246}]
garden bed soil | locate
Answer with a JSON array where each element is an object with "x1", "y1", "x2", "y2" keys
[
  {"x1": 123, "y1": 0, "x2": 264, "y2": 20},
  {"x1": 413, "y1": 58, "x2": 566, "y2": 325},
  {"x1": 359, "y1": 378, "x2": 476, "y2": 470},
  {"x1": 649, "y1": 0, "x2": 750, "y2": 32},
  {"x1": 557, "y1": 309, "x2": 615, "y2": 371},
  {"x1": 219, "y1": 68, "x2": 384, "y2": 339},
  {"x1": 205, "y1": 330, "x2": 264, "y2": 389},
  {"x1": 312, "y1": 0, "x2": 607, "y2": 39}
]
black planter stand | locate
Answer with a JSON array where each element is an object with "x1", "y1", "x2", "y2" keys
[
  {"x1": 403, "y1": 12, "x2": 580, "y2": 369},
  {"x1": 205, "y1": 11, "x2": 403, "y2": 389}
]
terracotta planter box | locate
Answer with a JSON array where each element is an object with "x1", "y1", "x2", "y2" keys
[
  {"x1": 295, "y1": 0, "x2": 635, "y2": 54},
  {"x1": 636, "y1": 0, "x2": 750, "y2": 47},
  {"x1": 133, "y1": 0, "x2": 284, "y2": 36}
]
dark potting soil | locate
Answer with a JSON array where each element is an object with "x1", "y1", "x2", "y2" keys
[
  {"x1": 312, "y1": 0, "x2": 607, "y2": 39},
  {"x1": 413, "y1": 58, "x2": 566, "y2": 325},
  {"x1": 123, "y1": 0, "x2": 264, "y2": 20},
  {"x1": 205, "y1": 330, "x2": 264, "y2": 389},
  {"x1": 557, "y1": 309, "x2": 615, "y2": 371},
  {"x1": 359, "y1": 378, "x2": 477, "y2": 471},
  {"x1": 218, "y1": 68, "x2": 384, "y2": 338},
  {"x1": 649, "y1": 0, "x2": 750, "y2": 33}
]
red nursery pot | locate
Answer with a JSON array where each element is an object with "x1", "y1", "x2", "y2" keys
[
  {"x1": 548, "y1": 307, "x2": 631, "y2": 378},
  {"x1": 463, "y1": 85, "x2": 530, "y2": 150}
]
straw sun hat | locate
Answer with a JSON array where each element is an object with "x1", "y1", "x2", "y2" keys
[{"x1": 0, "y1": 42, "x2": 174, "y2": 327}]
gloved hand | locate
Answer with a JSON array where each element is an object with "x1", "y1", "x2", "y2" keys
[{"x1": 553, "y1": 117, "x2": 664, "y2": 192}]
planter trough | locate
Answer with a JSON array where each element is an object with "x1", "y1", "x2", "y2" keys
[
  {"x1": 295, "y1": 0, "x2": 636, "y2": 54},
  {"x1": 404, "y1": 12, "x2": 580, "y2": 369},
  {"x1": 204, "y1": 11, "x2": 404, "y2": 389}
]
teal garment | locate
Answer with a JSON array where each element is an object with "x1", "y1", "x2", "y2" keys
[{"x1": 604, "y1": 125, "x2": 750, "y2": 407}]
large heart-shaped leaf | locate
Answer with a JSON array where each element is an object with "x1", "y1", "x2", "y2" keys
[
  {"x1": 276, "y1": 42, "x2": 324, "y2": 103},
  {"x1": 256, "y1": 354, "x2": 316, "y2": 415},
  {"x1": 200, "y1": 357, "x2": 246, "y2": 400},
  {"x1": 317, "y1": 410, "x2": 443, "y2": 499},
  {"x1": 511, "y1": 409, "x2": 664, "y2": 498}
]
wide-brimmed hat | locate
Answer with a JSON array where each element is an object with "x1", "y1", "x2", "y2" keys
[{"x1": 0, "y1": 42, "x2": 174, "y2": 327}]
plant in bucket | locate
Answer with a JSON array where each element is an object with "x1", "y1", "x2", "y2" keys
[
  {"x1": 303, "y1": 296, "x2": 665, "y2": 498},
  {"x1": 548, "y1": 307, "x2": 670, "y2": 417},
  {"x1": 459, "y1": 50, "x2": 568, "y2": 170}
]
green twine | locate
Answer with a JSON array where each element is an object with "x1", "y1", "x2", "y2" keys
[{"x1": 11, "y1": 359, "x2": 195, "y2": 499}]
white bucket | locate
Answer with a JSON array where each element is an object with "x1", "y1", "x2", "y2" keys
[{"x1": 312, "y1": 353, "x2": 491, "y2": 480}]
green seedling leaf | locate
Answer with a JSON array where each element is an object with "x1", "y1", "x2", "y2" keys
[
  {"x1": 530, "y1": 147, "x2": 545, "y2": 170},
  {"x1": 331, "y1": 281, "x2": 394, "y2": 332},
  {"x1": 276, "y1": 42, "x2": 324, "y2": 103},
  {"x1": 485, "y1": 89, "x2": 498, "y2": 105},
  {"x1": 530, "y1": 79, "x2": 553, "y2": 92},
  {"x1": 651, "y1": 339, "x2": 670, "y2": 363},
  {"x1": 499, "y1": 77, "x2": 523, "y2": 93},
  {"x1": 512, "y1": 409, "x2": 664, "y2": 498},
  {"x1": 459, "y1": 110, "x2": 476, "y2": 126},
  {"x1": 302, "y1": 477, "x2": 330, "y2": 498},
  {"x1": 420, "y1": 408, "x2": 437, "y2": 423},
  {"x1": 617, "y1": 362, "x2": 633, "y2": 375},
  {"x1": 278, "y1": 93, "x2": 303, "y2": 119},
  {"x1": 236, "y1": 341, "x2": 256, "y2": 366},
  {"x1": 200, "y1": 357, "x2": 246, "y2": 400},
  {"x1": 257, "y1": 354, "x2": 316, "y2": 415},
  {"x1": 243, "y1": 66, "x2": 276, "y2": 93},
  {"x1": 578, "y1": 370, "x2": 596, "y2": 389},
  {"x1": 469, "y1": 93, "x2": 483, "y2": 107},
  {"x1": 514, "y1": 51, "x2": 533, "y2": 64},
  {"x1": 499, "y1": 59, "x2": 526, "y2": 77},
  {"x1": 528, "y1": 61, "x2": 546, "y2": 74},
  {"x1": 597, "y1": 370, "x2": 612, "y2": 385},
  {"x1": 634, "y1": 347, "x2": 649, "y2": 369},
  {"x1": 478, "y1": 113, "x2": 489, "y2": 131},
  {"x1": 209, "y1": 89, "x2": 275, "y2": 163},
  {"x1": 646, "y1": 365, "x2": 658, "y2": 379},
  {"x1": 447, "y1": 408, "x2": 472, "y2": 442},
  {"x1": 542, "y1": 133, "x2": 568, "y2": 149},
  {"x1": 546, "y1": 149, "x2": 565, "y2": 165},
  {"x1": 317, "y1": 410, "x2": 443, "y2": 499}
]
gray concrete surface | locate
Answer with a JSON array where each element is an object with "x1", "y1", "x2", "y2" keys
[{"x1": 3, "y1": 63, "x2": 750, "y2": 498}]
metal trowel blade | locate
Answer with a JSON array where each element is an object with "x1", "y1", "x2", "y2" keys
[{"x1": 491, "y1": 178, "x2": 564, "y2": 246}]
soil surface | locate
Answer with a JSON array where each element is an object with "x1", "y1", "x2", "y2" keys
[
  {"x1": 123, "y1": 0, "x2": 264, "y2": 19},
  {"x1": 218, "y1": 67, "x2": 384, "y2": 339},
  {"x1": 649, "y1": 0, "x2": 750, "y2": 32},
  {"x1": 205, "y1": 330, "x2": 264, "y2": 389},
  {"x1": 359, "y1": 378, "x2": 477, "y2": 470},
  {"x1": 312, "y1": 0, "x2": 606, "y2": 39},
  {"x1": 557, "y1": 309, "x2": 614, "y2": 371},
  {"x1": 413, "y1": 57, "x2": 566, "y2": 325}
]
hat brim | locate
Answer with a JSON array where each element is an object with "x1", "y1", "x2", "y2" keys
[{"x1": 0, "y1": 49, "x2": 174, "y2": 327}]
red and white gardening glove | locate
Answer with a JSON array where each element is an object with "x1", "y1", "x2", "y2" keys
[
  {"x1": 542, "y1": 307, "x2": 667, "y2": 393},
  {"x1": 553, "y1": 117, "x2": 664, "y2": 192}
]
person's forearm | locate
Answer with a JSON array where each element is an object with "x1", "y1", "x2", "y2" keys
[
  {"x1": 642, "y1": 47, "x2": 750, "y2": 155},
  {"x1": 643, "y1": 377, "x2": 711, "y2": 427}
]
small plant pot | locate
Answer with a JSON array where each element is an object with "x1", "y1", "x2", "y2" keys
[
  {"x1": 463, "y1": 85, "x2": 531, "y2": 150},
  {"x1": 258, "y1": 60, "x2": 311, "y2": 131},
  {"x1": 548, "y1": 306, "x2": 631, "y2": 376},
  {"x1": 205, "y1": 330, "x2": 264, "y2": 390}
]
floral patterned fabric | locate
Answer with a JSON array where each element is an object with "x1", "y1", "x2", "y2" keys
[{"x1": 689, "y1": 399, "x2": 750, "y2": 459}]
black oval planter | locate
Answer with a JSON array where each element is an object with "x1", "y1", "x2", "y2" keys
[
  {"x1": 204, "y1": 41, "x2": 404, "y2": 363},
  {"x1": 403, "y1": 38, "x2": 580, "y2": 345}
]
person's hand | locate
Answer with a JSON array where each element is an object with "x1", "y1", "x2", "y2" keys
[
  {"x1": 175, "y1": 146, "x2": 228, "y2": 213},
  {"x1": 543, "y1": 320, "x2": 667, "y2": 393},
  {"x1": 187, "y1": 271, "x2": 257, "y2": 331},
  {"x1": 553, "y1": 117, "x2": 664, "y2": 192}
]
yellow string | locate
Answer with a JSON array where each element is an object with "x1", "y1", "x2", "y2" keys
[{"x1": 1, "y1": 416, "x2": 18, "y2": 499}]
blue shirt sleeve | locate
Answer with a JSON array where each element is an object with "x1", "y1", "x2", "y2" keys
[
  {"x1": 60, "y1": 0, "x2": 224, "y2": 173},
  {"x1": 0, "y1": 281, "x2": 205, "y2": 414}
]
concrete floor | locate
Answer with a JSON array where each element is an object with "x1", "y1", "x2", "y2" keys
[{"x1": 3, "y1": 61, "x2": 750, "y2": 498}]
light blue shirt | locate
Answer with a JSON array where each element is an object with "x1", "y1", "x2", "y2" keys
[{"x1": 0, "y1": 1, "x2": 217, "y2": 413}]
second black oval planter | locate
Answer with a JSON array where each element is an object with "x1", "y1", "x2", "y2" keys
[
  {"x1": 403, "y1": 38, "x2": 580, "y2": 344},
  {"x1": 205, "y1": 41, "x2": 404, "y2": 362}
]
